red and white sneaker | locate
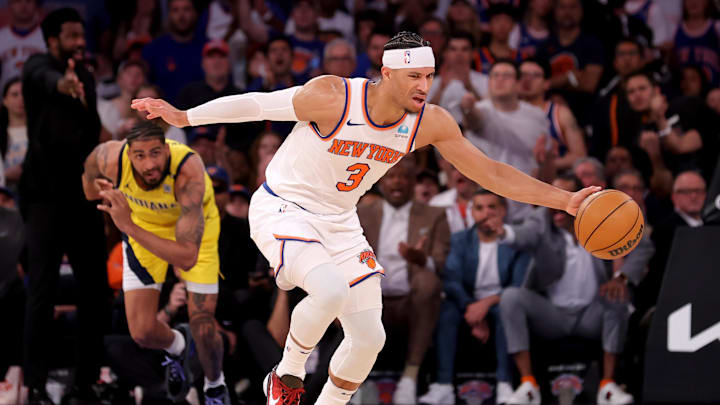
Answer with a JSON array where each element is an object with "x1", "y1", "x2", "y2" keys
[{"x1": 263, "y1": 366, "x2": 305, "y2": 405}]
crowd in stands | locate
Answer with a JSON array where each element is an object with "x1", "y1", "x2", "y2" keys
[{"x1": 0, "y1": 0, "x2": 719, "y2": 404}]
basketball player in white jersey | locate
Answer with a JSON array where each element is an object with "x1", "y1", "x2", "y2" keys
[{"x1": 131, "y1": 32, "x2": 600, "y2": 405}]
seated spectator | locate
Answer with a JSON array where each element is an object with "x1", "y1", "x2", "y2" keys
[
  {"x1": 428, "y1": 31, "x2": 488, "y2": 123},
  {"x1": 285, "y1": 0, "x2": 324, "y2": 79},
  {"x1": 509, "y1": 0, "x2": 552, "y2": 59},
  {"x1": 415, "y1": 170, "x2": 440, "y2": 204},
  {"x1": 635, "y1": 170, "x2": 706, "y2": 318},
  {"x1": 474, "y1": 5, "x2": 519, "y2": 74},
  {"x1": 420, "y1": 189, "x2": 530, "y2": 405},
  {"x1": 322, "y1": 38, "x2": 356, "y2": 77},
  {"x1": 134, "y1": 84, "x2": 187, "y2": 144},
  {"x1": 461, "y1": 60, "x2": 548, "y2": 223},
  {"x1": 539, "y1": 0, "x2": 604, "y2": 126},
  {"x1": 573, "y1": 156, "x2": 607, "y2": 188},
  {"x1": 672, "y1": 0, "x2": 720, "y2": 87},
  {"x1": 97, "y1": 60, "x2": 147, "y2": 139},
  {"x1": 430, "y1": 165, "x2": 478, "y2": 233},
  {"x1": 357, "y1": 159, "x2": 450, "y2": 405},
  {"x1": 0, "y1": 78, "x2": 27, "y2": 191},
  {"x1": 207, "y1": 165, "x2": 230, "y2": 217},
  {"x1": 604, "y1": 146, "x2": 634, "y2": 183},
  {"x1": 0, "y1": 185, "x2": 24, "y2": 379},
  {"x1": 519, "y1": 58, "x2": 587, "y2": 170},
  {"x1": 141, "y1": 0, "x2": 205, "y2": 103},
  {"x1": 500, "y1": 174, "x2": 653, "y2": 405}
]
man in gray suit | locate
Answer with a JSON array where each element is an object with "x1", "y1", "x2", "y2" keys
[{"x1": 500, "y1": 174, "x2": 654, "y2": 405}]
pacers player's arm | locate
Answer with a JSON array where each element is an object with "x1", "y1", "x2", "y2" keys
[
  {"x1": 119, "y1": 154, "x2": 206, "y2": 270},
  {"x1": 417, "y1": 104, "x2": 600, "y2": 216},
  {"x1": 129, "y1": 75, "x2": 346, "y2": 131},
  {"x1": 82, "y1": 140, "x2": 123, "y2": 200}
]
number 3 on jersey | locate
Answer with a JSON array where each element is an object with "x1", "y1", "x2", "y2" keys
[{"x1": 336, "y1": 163, "x2": 370, "y2": 192}]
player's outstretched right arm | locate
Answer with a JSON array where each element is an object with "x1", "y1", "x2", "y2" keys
[{"x1": 130, "y1": 75, "x2": 347, "y2": 131}]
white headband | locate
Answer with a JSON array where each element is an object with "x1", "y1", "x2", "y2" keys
[{"x1": 382, "y1": 47, "x2": 435, "y2": 69}]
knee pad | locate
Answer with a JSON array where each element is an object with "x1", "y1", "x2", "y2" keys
[{"x1": 329, "y1": 309, "x2": 385, "y2": 383}]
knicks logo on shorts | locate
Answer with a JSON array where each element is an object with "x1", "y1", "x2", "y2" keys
[{"x1": 358, "y1": 249, "x2": 377, "y2": 269}]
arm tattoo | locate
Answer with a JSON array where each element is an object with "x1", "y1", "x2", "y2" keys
[
  {"x1": 176, "y1": 179, "x2": 205, "y2": 247},
  {"x1": 84, "y1": 143, "x2": 107, "y2": 180}
]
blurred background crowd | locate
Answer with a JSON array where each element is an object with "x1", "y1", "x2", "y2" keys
[{"x1": 0, "y1": 0, "x2": 719, "y2": 404}]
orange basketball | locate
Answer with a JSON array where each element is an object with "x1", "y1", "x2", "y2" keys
[{"x1": 574, "y1": 190, "x2": 645, "y2": 260}]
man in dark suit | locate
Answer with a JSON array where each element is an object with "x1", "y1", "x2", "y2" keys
[
  {"x1": 500, "y1": 174, "x2": 654, "y2": 405},
  {"x1": 635, "y1": 170, "x2": 706, "y2": 318},
  {"x1": 357, "y1": 158, "x2": 451, "y2": 405},
  {"x1": 419, "y1": 189, "x2": 531, "y2": 405}
]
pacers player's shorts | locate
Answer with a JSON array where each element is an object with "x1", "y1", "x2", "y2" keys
[
  {"x1": 249, "y1": 183, "x2": 385, "y2": 298},
  {"x1": 121, "y1": 214, "x2": 221, "y2": 294}
]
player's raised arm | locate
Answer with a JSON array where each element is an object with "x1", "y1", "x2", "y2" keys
[
  {"x1": 82, "y1": 140, "x2": 122, "y2": 200},
  {"x1": 129, "y1": 75, "x2": 347, "y2": 131},
  {"x1": 416, "y1": 104, "x2": 600, "y2": 215}
]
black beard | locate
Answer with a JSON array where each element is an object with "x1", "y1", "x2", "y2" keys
[{"x1": 131, "y1": 160, "x2": 169, "y2": 190}]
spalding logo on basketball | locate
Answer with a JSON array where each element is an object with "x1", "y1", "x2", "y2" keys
[{"x1": 574, "y1": 189, "x2": 645, "y2": 259}]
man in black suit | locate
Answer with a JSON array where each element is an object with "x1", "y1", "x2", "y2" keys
[{"x1": 635, "y1": 170, "x2": 706, "y2": 317}]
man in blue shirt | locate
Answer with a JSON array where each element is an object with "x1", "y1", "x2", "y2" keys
[{"x1": 142, "y1": 0, "x2": 206, "y2": 103}]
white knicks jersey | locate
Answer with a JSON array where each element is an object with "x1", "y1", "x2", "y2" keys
[{"x1": 264, "y1": 77, "x2": 425, "y2": 215}]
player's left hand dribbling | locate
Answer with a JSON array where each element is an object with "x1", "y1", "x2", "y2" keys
[
  {"x1": 97, "y1": 189, "x2": 134, "y2": 233},
  {"x1": 565, "y1": 186, "x2": 602, "y2": 216}
]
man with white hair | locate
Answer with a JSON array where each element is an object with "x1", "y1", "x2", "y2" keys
[
  {"x1": 131, "y1": 31, "x2": 600, "y2": 405},
  {"x1": 323, "y1": 38, "x2": 356, "y2": 77},
  {"x1": 573, "y1": 156, "x2": 607, "y2": 188}
]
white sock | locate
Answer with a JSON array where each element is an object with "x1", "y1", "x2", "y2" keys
[
  {"x1": 315, "y1": 379, "x2": 357, "y2": 405},
  {"x1": 204, "y1": 372, "x2": 225, "y2": 392},
  {"x1": 165, "y1": 329, "x2": 186, "y2": 356},
  {"x1": 276, "y1": 333, "x2": 313, "y2": 380}
]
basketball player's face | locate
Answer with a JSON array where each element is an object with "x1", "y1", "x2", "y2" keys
[
  {"x1": 129, "y1": 139, "x2": 170, "y2": 189},
  {"x1": 390, "y1": 67, "x2": 434, "y2": 113}
]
